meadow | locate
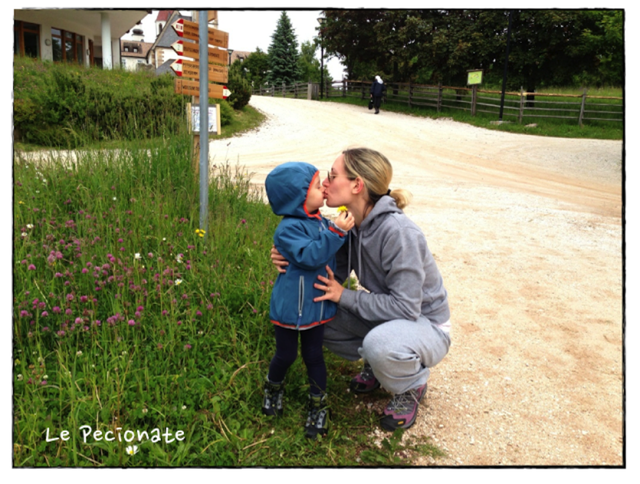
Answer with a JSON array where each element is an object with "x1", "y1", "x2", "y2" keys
[{"x1": 12, "y1": 135, "x2": 441, "y2": 467}]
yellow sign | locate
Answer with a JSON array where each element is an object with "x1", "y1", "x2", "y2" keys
[{"x1": 467, "y1": 70, "x2": 483, "y2": 85}]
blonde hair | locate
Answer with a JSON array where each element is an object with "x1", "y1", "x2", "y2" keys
[{"x1": 342, "y1": 147, "x2": 412, "y2": 210}]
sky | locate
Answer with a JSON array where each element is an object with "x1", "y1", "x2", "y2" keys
[{"x1": 123, "y1": 9, "x2": 346, "y2": 81}]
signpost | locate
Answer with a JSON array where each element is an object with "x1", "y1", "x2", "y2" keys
[
  {"x1": 170, "y1": 11, "x2": 232, "y2": 243},
  {"x1": 170, "y1": 59, "x2": 228, "y2": 84},
  {"x1": 467, "y1": 70, "x2": 483, "y2": 116}
]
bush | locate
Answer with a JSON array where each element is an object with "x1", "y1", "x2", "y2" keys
[
  {"x1": 13, "y1": 57, "x2": 189, "y2": 148},
  {"x1": 227, "y1": 61, "x2": 252, "y2": 110}
]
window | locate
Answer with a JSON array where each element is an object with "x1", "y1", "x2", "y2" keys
[
  {"x1": 52, "y1": 27, "x2": 84, "y2": 65},
  {"x1": 14, "y1": 21, "x2": 40, "y2": 58}
]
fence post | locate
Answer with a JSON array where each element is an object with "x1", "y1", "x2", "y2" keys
[
  {"x1": 408, "y1": 82, "x2": 412, "y2": 108},
  {"x1": 518, "y1": 87, "x2": 524, "y2": 123},
  {"x1": 361, "y1": 81, "x2": 365, "y2": 100},
  {"x1": 471, "y1": 85, "x2": 477, "y2": 116},
  {"x1": 343, "y1": 79, "x2": 346, "y2": 97},
  {"x1": 282, "y1": 82, "x2": 285, "y2": 97},
  {"x1": 579, "y1": 88, "x2": 587, "y2": 127},
  {"x1": 437, "y1": 83, "x2": 443, "y2": 112},
  {"x1": 271, "y1": 84, "x2": 275, "y2": 97}
]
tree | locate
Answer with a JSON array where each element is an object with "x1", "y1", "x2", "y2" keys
[
  {"x1": 242, "y1": 48, "x2": 270, "y2": 87},
  {"x1": 267, "y1": 12, "x2": 302, "y2": 86},
  {"x1": 297, "y1": 40, "x2": 331, "y2": 85},
  {"x1": 227, "y1": 59, "x2": 252, "y2": 109}
]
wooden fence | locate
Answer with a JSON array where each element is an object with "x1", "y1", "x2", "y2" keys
[{"x1": 253, "y1": 80, "x2": 623, "y2": 126}]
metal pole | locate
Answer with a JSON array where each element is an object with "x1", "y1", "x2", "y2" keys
[
  {"x1": 199, "y1": 11, "x2": 209, "y2": 241},
  {"x1": 499, "y1": 10, "x2": 513, "y2": 121},
  {"x1": 320, "y1": 40, "x2": 324, "y2": 99}
]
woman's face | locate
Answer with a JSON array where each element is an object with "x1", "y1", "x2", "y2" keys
[{"x1": 323, "y1": 154, "x2": 354, "y2": 208}]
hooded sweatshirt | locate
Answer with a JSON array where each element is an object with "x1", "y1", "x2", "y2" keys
[
  {"x1": 265, "y1": 162, "x2": 348, "y2": 330},
  {"x1": 335, "y1": 196, "x2": 450, "y2": 325}
]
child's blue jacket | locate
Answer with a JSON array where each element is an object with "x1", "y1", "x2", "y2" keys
[{"x1": 265, "y1": 162, "x2": 347, "y2": 330}]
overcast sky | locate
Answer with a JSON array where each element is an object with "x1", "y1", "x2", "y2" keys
[{"x1": 123, "y1": 9, "x2": 346, "y2": 80}]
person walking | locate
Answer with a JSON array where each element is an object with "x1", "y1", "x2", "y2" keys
[{"x1": 370, "y1": 76, "x2": 387, "y2": 114}]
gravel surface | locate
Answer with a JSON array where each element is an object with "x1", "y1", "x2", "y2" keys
[{"x1": 211, "y1": 96, "x2": 625, "y2": 468}]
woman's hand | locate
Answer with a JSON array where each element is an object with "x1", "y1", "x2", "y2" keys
[
  {"x1": 270, "y1": 245, "x2": 289, "y2": 274},
  {"x1": 314, "y1": 265, "x2": 345, "y2": 304}
]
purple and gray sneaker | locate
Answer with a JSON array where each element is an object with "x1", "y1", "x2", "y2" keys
[
  {"x1": 379, "y1": 383, "x2": 427, "y2": 431},
  {"x1": 349, "y1": 362, "x2": 381, "y2": 393}
]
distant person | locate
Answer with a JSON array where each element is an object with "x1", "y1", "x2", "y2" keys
[
  {"x1": 370, "y1": 75, "x2": 387, "y2": 114},
  {"x1": 263, "y1": 162, "x2": 355, "y2": 439},
  {"x1": 271, "y1": 148, "x2": 451, "y2": 432}
]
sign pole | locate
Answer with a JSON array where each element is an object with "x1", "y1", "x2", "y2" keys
[{"x1": 198, "y1": 11, "x2": 209, "y2": 241}]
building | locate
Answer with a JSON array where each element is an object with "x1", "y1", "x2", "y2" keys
[
  {"x1": 14, "y1": 9, "x2": 149, "y2": 68},
  {"x1": 120, "y1": 29, "x2": 153, "y2": 71}
]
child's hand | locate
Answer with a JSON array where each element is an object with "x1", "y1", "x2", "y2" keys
[{"x1": 335, "y1": 211, "x2": 354, "y2": 232}]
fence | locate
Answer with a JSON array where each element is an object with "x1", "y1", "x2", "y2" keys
[{"x1": 253, "y1": 80, "x2": 623, "y2": 126}]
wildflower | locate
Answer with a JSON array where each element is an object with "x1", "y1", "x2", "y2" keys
[
  {"x1": 113, "y1": 197, "x2": 117, "y2": 201},
  {"x1": 162, "y1": 310, "x2": 168, "y2": 316},
  {"x1": 157, "y1": 343, "x2": 163, "y2": 349},
  {"x1": 42, "y1": 327, "x2": 49, "y2": 332},
  {"x1": 182, "y1": 405, "x2": 187, "y2": 410},
  {"x1": 184, "y1": 345, "x2": 191, "y2": 351},
  {"x1": 80, "y1": 296, "x2": 88, "y2": 303},
  {"x1": 142, "y1": 408, "x2": 148, "y2": 414},
  {"x1": 41, "y1": 311, "x2": 49, "y2": 317},
  {"x1": 337, "y1": 206, "x2": 348, "y2": 212},
  {"x1": 19, "y1": 201, "x2": 24, "y2": 205},
  {"x1": 21, "y1": 232, "x2": 28, "y2": 238},
  {"x1": 175, "y1": 279, "x2": 183, "y2": 285},
  {"x1": 177, "y1": 320, "x2": 182, "y2": 326},
  {"x1": 41, "y1": 380, "x2": 47, "y2": 386},
  {"x1": 17, "y1": 374, "x2": 23, "y2": 381},
  {"x1": 128, "y1": 319, "x2": 136, "y2": 326},
  {"x1": 195, "y1": 228, "x2": 206, "y2": 237},
  {"x1": 134, "y1": 253, "x2": 141, "y2": 260},
  {"x1": 126, "y1": 445, "x2": 139, "y2": 456},
  {"x1": 148, "y1": 252, "x2": 153, "y2": 258},
  {"x1": 77, "y1": 351, "x2": 82, "y2": 356},
  {"x1": 52, "y1": 306, "x2": 61, "y2": 314},
  {"x1": 26, "y1": 224, "x2": 34, "y2": 229},
  {"x1": 27, "y1": 264, "x2": 36, "y2": 271},
  {"x1": 176, "y1": 254, "x2": 184, "y2": 263}
]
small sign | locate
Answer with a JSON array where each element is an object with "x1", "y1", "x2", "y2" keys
[
  {"x1": 467, "y1": 70, "x2": 483, "y2": 85},
  {"x1": 175, "y1": 79, "x2": 231, "y2": 100},
  {"x1": 171, "y1": 19, "x2": 229, "y2": 49},
  {"x1": 171, "y1": 40, "x2": 228, "y2": 66},
  {"x1": 170, "y1": 59, "x2": 228, "y2": 83},
  {"x1": 189, "y1": 104, "x2": 221, "y2": 134}
]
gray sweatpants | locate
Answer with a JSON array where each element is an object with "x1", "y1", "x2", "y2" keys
[{"x1": 323, "y1": 307, "x2": 451, "y2": 395}]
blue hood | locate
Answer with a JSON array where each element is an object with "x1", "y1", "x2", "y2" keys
[{"x1": 265, "y1": 162, "x2": 319, "y2": 218}]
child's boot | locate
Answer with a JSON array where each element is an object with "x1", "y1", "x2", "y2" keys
[
  {"x1": 304, "y1": 393, "x2": 329, "y2": 439},
  {"x1": 262, "y1": 378, "x2": 284, "y2": 416}
]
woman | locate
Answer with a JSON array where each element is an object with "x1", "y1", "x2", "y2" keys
[{"x1": 271, "y1": 147, "x2": 451, "y2": 431}]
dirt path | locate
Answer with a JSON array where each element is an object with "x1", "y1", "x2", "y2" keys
[{"x1": 210, "y1": 96, "x2": 624, "y2": 466}]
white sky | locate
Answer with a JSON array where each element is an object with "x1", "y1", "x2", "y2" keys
[{"x1": 123, "y1": 9, "x2": 346, "y2": 80}]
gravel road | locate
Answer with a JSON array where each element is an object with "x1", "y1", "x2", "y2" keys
[{"x1": 211, "y1": 96, "x2": 624, "y2": 467}]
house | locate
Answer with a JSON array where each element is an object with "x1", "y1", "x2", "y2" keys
[
  {"x1": 120, "y1": 29, "x2": 153, "y2": 71},
  {"x1": 14, "y1": 9, "x2": 149, "y2": 68}
]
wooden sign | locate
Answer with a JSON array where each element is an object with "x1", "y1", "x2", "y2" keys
[
  {"x1": 171, "y1": 40, "x2": 228, "y2": 66},
  {"x1": 172, "y1": 19, "x2": 229, "y2": 49},
  {"x1": 170, "y1": 59, "x2": 228, "y2": 83},
  {"x1": 174, "y1": 79, "x2": 231, "y2": 100}
]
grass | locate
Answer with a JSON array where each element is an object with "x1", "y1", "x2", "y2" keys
[
  {"x1": 12, "y1": 134, "x2": 444, "y2": 467},
  {"x1": 322, "y1": 85, "x2": 623, "y2": 140}
]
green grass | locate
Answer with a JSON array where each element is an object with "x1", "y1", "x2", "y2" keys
[
  {"x1": 323, "y1": 86, "x2": 623, "y2": 140},
  {"x1": 12, "y1": 135, "x2": 444, "y2": 467}
]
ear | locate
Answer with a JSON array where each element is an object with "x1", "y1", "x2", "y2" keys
[{"x1": 352, "y1": 177, "x2": 364, "y2": 195}]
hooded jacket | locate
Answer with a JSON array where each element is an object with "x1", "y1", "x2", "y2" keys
[
  {"x1": 335, "y1": 196, "x2": 450, "y2": 325},
  {"x1": 265, "y1": 162, "x2": 348, "y2": 330},
  {"x1": 370, "y1": 76, "x2": 386, "y2": 97}
]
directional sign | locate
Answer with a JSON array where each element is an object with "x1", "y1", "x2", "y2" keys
[
  {"x1": 170, "y1": 59, "x2": 228, "y2": 83},
  {"x1": 171, "y1": 40, "x2": 228, "y2": 66},
  {"x1": 175, "y1": 79, "x2": 231, "y2": 100},
  {"x1": 172, "y1": 18, "x2": 229, "y2": 49}
]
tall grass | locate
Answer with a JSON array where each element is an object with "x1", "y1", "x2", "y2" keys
[{"x1": 13, "y1": 136, "x2": 442, "y2": 467}]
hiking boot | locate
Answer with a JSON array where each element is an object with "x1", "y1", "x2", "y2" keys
[
  {"x1": 379, "y1": 383, "x2": 427, "y2": 431},
  {"x1": 350, "y1": 362, "x2": 380, "y2": 393},
  {"x1": 305, "y1": 394, "x2": 329, "y2": 439},
  {"x1": 262, "y1": 379, "x2": 284, "y2": 417}
]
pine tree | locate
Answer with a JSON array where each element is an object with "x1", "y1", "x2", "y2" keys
[{"x1": 267, "y1": 12, "x2": 302, "y2": 86}]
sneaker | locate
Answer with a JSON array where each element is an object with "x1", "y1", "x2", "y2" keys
[
  {"x1": 262, "y1": 379, "x2": 284, "y2": 417},
  {"x1": 350, "y1": 362, "x2": 380, "y2": 393},
  {"x1": 379, "y1": 383, "x2": 427, "y2": 431},
  {"x1": 305, "y1": 394, "x2": 330, "y2": 439}
]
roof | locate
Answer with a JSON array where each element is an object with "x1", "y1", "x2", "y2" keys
[
  {"x1": 155, "y1": 10, "x2": 175, "y2": 22},
  {"x1": 120, "y1": 40, "x2": 153, "y2": 58},
  {"x1": 155, "y1": 58, "x2": 177, "y2": 76}
]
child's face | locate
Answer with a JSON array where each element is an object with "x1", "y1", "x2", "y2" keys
[{"x1": 304, "y1": 173, "x2": 325, "y2": 213}]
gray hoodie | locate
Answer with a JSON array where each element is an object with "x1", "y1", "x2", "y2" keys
[{"x1": 335, "y1": 196, "x2": 450, "y2": 325}]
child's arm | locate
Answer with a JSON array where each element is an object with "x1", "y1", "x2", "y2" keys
[{"x1": 274, "y1": 221, "x2": 347, "y2": 271}]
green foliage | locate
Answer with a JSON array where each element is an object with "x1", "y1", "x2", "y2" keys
[
  {"x1": 227, "y1": 61, "x2": 253, "y2": 110},
  {"x1": 267, "y1": 11, "x2": 302, "y2": 86},
  {"x1": 320, "y1": 9, "x2": 623, "y2": 89},
  {"x1": 241, "y1": 48, "x2": 270, "y2": 88},
  {"x1": 12, "y1": 137, "x2": 444, "y2": 466},
  {"x1": 13, "y1": 57, "x2": 188, "y2": 148}
]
